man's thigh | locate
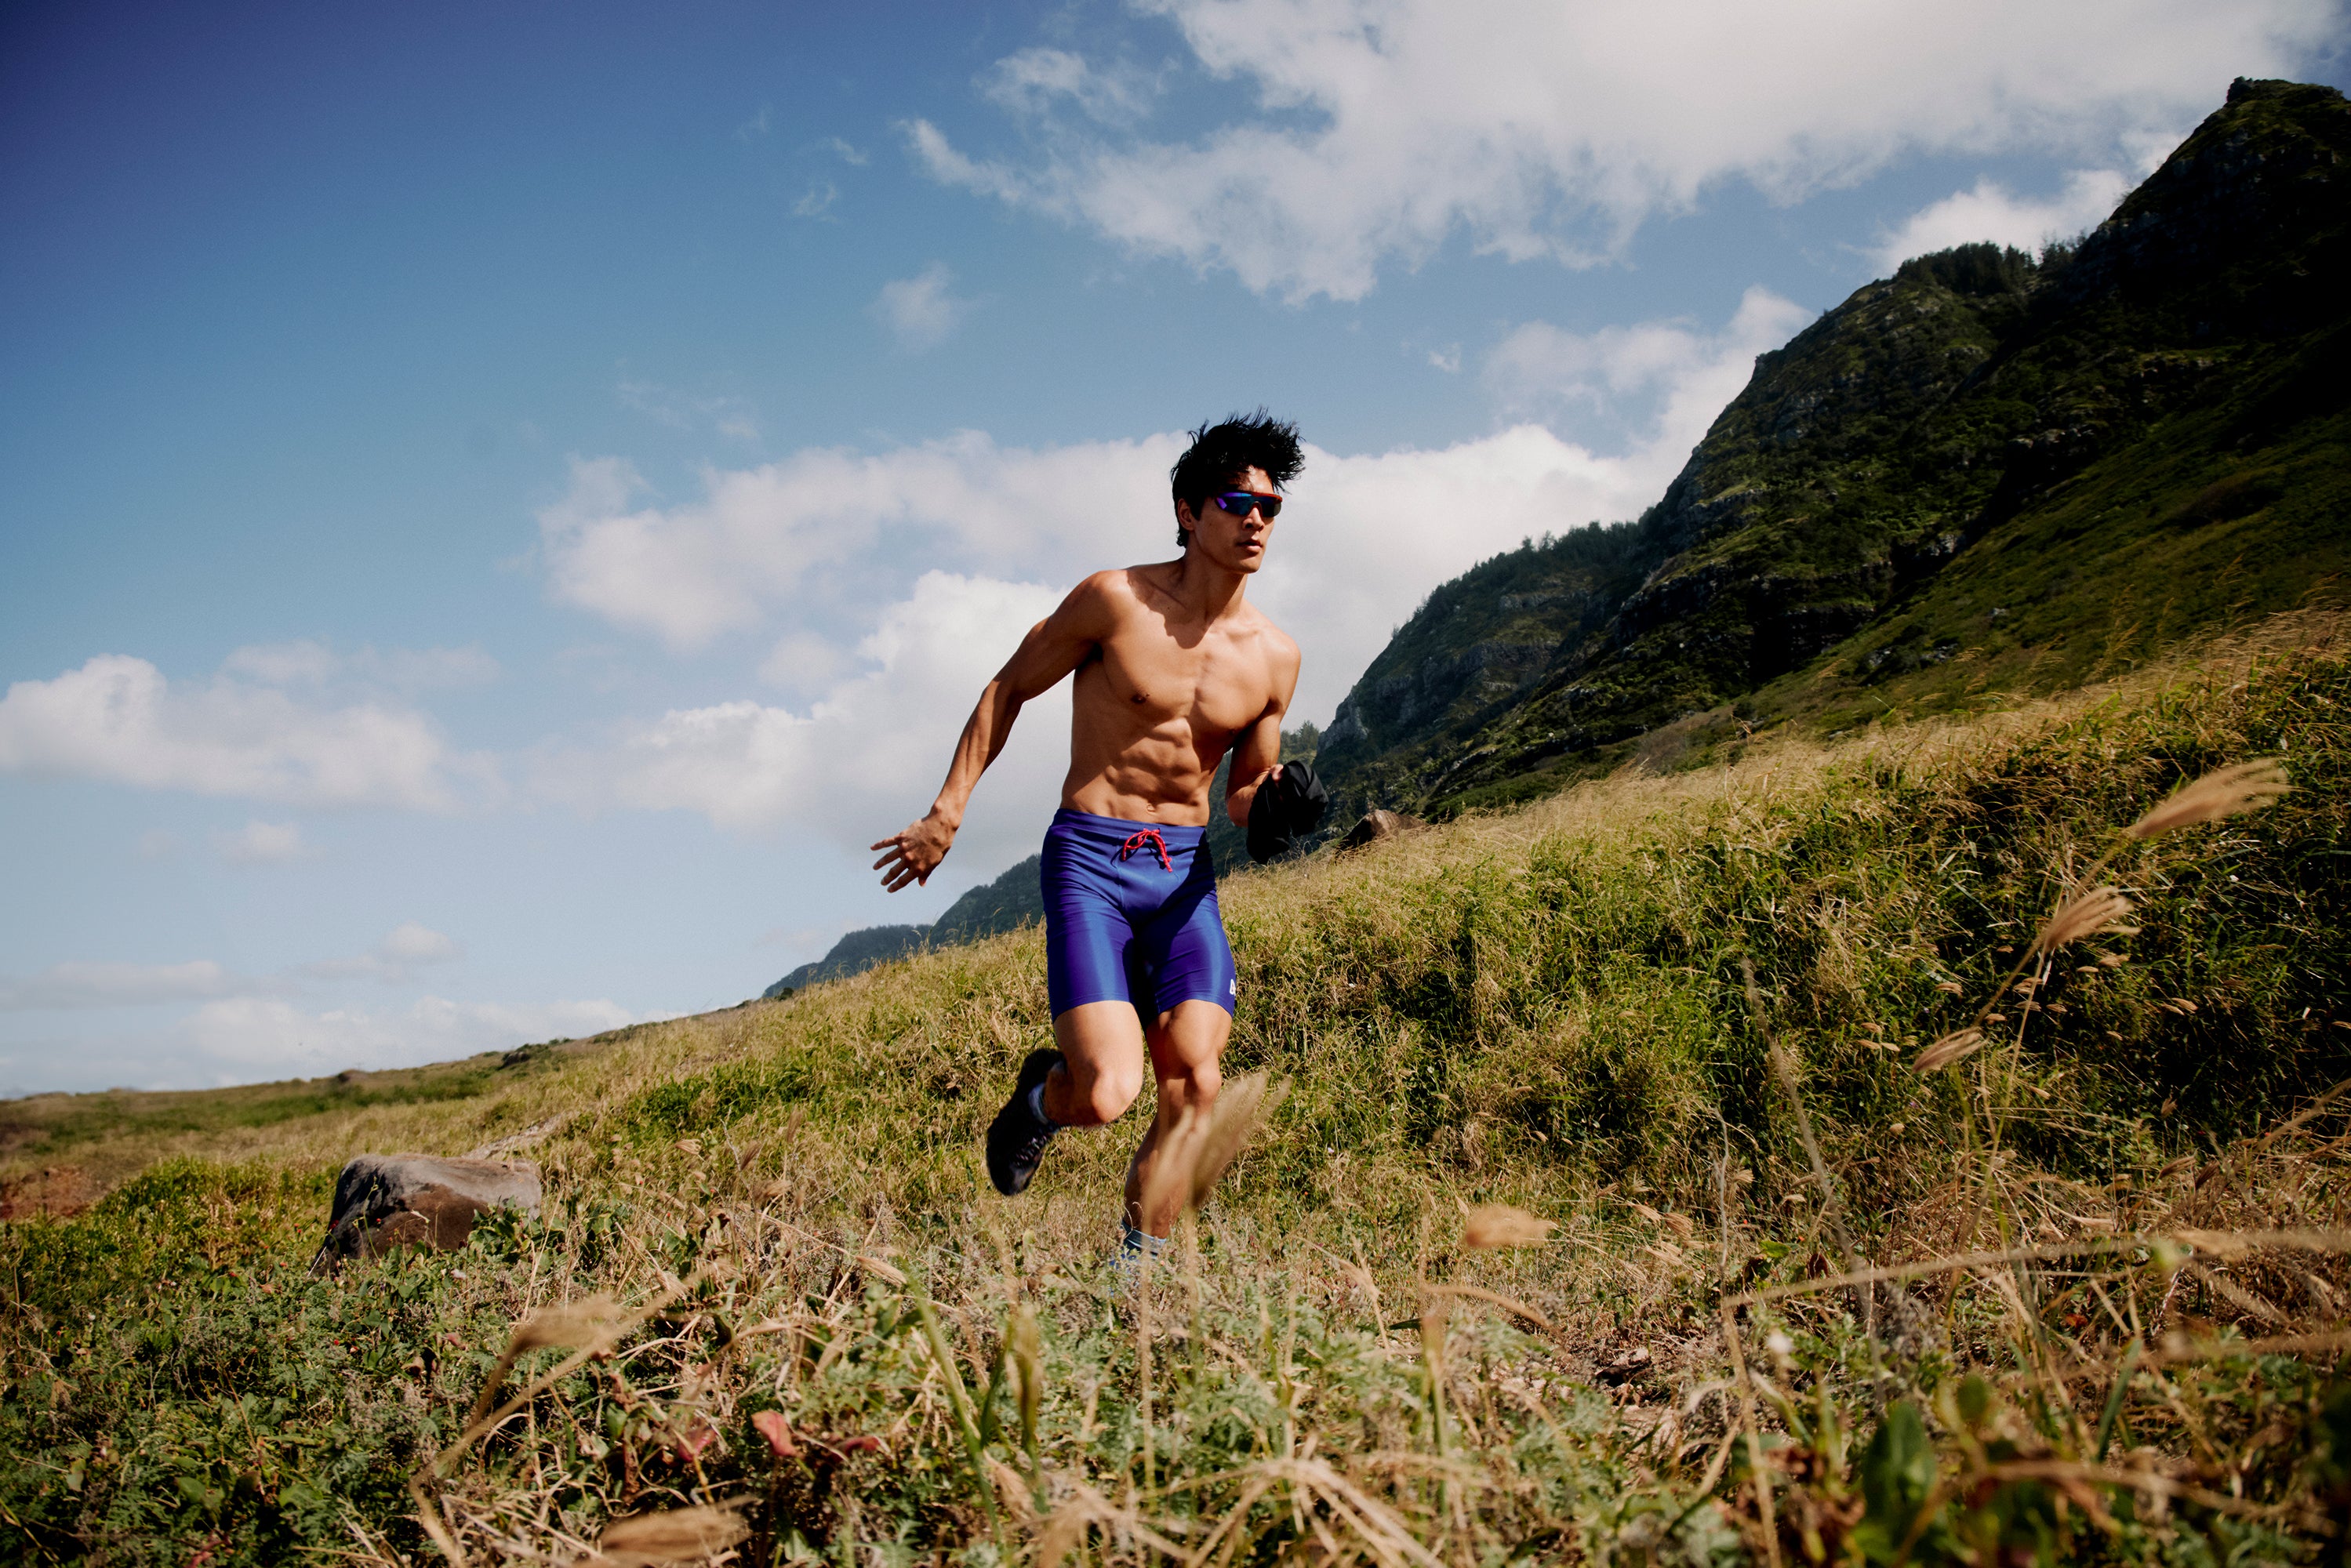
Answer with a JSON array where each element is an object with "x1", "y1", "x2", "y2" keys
[
  {"x1": 1146, "y1": 999, "x2": 1231, "y2": 1087},
  {"x1": 1054, "y1": 999, "x2": 1149, "y2": 1092}
]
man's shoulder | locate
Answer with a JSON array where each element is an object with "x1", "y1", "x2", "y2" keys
[
  {"x1": 1085, "y1": 562, "x2": 1179, "y2": 614},
  {"x1": 1052, "y1": 566, "x2": 1139, "y2": 617},
  {"x1": 1073, "y1": 564, "x2": 1167, "y2": 596},
  {"x1": 1215, "y1": 592, "x2": 1295, "y2": 650},
  {"x1": 1245, "y1": 604, "x2": 1302, "y2": 666}
]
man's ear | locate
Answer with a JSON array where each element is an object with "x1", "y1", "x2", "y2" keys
[{"x1": 1173, "y1": 498, "x2": 1197, "y2": 528}]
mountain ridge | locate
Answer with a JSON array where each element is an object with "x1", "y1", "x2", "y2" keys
[{"x1": 1319, "y1": 77, "x2": 2351, "y2": 818}]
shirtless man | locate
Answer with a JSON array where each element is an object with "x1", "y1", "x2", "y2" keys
[{"x1": 870, "y1": 412, "x2": 1306, "y2": 1263}]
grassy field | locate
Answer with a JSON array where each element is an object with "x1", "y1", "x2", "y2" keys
[{"x1": 5, "y1": 616, "x2": 2350, "y2": 1565}]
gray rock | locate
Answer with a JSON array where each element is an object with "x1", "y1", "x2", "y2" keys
[
  {"x1": 1338, "y1": 809, "x2": 1426, "y2": 852},
  {"x1": 308, "y1": 1152, "x2": 541, "y2": 1275}
]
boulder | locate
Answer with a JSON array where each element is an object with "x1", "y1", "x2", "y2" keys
[
  {"x1": 309, "y1": 1152, "x2": 541, "y2": 1275},
  {"x1": 1337, "y1": 808, "x2": 1426, "y2": 852}
]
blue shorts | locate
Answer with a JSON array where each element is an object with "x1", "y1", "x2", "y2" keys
[{"x1": 1041, "y1": 808, "x2": 1237, "y2": 1022}]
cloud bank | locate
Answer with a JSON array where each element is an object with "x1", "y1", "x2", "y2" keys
[
  {"x1": 0, "y1": 647, "x2": 498, "y2": 810},
  {"x1": 532, "y1": 288, "x2": 1802, "y2": 857},
  {"x1": 908, "y1": 0, "x2": 2332, "y2": 300},
  {"x1": 1870, "y1": 169, "x2": 2137, "y2": 271}
]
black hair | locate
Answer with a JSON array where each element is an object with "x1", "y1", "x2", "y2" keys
[{"x1": 1169, "y1": 409, "x2": 1304, "y2": 548}]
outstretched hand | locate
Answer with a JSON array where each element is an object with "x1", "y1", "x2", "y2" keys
[{"x1": 871, "y1": 813, "x2": 954, "y2": 892}]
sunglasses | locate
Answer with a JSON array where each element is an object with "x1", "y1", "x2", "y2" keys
[{"x1": 1211, "y1": 490, "x2": 1283, "y2": 520}]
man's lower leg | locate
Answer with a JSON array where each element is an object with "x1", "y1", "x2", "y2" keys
[{"x1": 985, "y1": 1047, "x2": 1065, "y2": 1196}]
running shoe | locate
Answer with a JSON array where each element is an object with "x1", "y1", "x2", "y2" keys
[
  {"x1": 985, "y1": 1047, "x2": 1064, "y2": 1196},
  {"x1": 1108, "y1": 1221, "x2": 1172, "y2": 1290}
]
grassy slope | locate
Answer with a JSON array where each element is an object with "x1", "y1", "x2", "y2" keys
[{"x1": 5, "y1": 622, "x2": 2350, "y2": 1563}]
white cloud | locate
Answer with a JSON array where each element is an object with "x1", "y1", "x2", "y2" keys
[
  {"x1": 384, "y1": 922, "x2": 459, "y2": 964},
  {"x1": 0, "y1": 960, "x2": 244, "y2": 1011},
  {"x1": 1426, "y1": 345, "x2": 1461, "y2": 374},
  {"x1": 550, "y1": 572, "x2": 1073, "y2": 870},
  {"x1": 216, "y1": 819, "x2": 310, "y2": 864},
  {"x1": 184, "y1": 994, "x2": 655, "y2": 1070},
  {"x1": 759, "y1": 629, "x2": 852, "y2": 693},
  {"x1": 818, "y1": 136, "x2": 869, "y2": 165},
  {"x1": 1486, "y1": 285, "x2": 1811, "y2": 426},
  {"x1": 1869, "y1": 169, "x2": 2135, "y2": 272},
  {"x1": 982, "y1": 46, "x2": 1161, "y2": 124},
  {"x1": 540, "y1": 288, "x2": 1799, "y2": 749},
  {"x1": 536, "y1": 432, "x2": 1177, "y2": 650},
  {"x1": 908, "y1": 0, "x2": 2332, "y2": 301},
  {"x1": 382, "y1": 922, "x2": 460, "y2": 964},
  {"x1": 300, "y1": 922, "x2": 464, "y2": 983},
  {"x1": 0, "y1": 653, "x2": 496, "y2": 810},
  {"x1": 873, "y1": 262, "x2": 972, "y2": 351},
  {"x1": 792, "y1": 180, "x2": 840, "y2": 220}
]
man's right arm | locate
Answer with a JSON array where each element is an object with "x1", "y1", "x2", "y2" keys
[{"x1": 870, "y1": 574, "x2": 1115, "y2": 891}]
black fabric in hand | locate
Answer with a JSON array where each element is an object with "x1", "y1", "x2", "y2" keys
[{"x1": 1247, "y1": 759, "x2": 1329, "y2": 863}]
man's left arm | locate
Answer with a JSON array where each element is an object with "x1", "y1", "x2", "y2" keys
[
  {"x1": 1224, "y1": 633, "x2": 1303, "y2": 827},
  {"x1": 1224, "y1": 708, "x2": 1285, "y2": 827}
]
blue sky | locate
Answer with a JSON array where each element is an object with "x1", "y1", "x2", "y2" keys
[{"x1": 4, "y1": 0, "x2": 2344, "y2": 1093}]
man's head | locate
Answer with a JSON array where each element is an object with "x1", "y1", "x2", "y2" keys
[{"x1": 1170, "y1": 410, "x2": 1304, "y2": 553}]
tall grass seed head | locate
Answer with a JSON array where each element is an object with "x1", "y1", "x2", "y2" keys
[
  {"x1": 594, "y1": 1501, "x2": 750, "y2": 1565},
  {"x1": 2033, "y1": 886, "x2": 2135, "y2": 954},
  {"x1": 1461, "y1": 1203, "x2": 1556, "y2": 1249},
  {"x1": 2125, "y1": 758, "x2": 2291, "y2": 840},
  {"x1": 1914, "y1": 1029, "x2": 1986, "y2": 1073}
]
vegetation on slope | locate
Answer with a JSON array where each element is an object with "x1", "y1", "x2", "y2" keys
[
  {"x1": 1321, "y1": 79, "x2": 2351, "y2": 821},
  {"x1": 5, "y1": 622, "x2": 2349, "y2": 1563}
]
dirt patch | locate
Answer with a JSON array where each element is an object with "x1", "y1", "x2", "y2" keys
[{"x1": 0, "y1": 1164, "x2": 99, "y2": 1220}]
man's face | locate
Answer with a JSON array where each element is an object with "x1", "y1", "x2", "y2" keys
[{"x1": 1177, "y1": 465, "x2": 1278, "y2": 575}]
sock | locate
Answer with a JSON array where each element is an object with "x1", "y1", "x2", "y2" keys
[
  {"x1": 1024, "y1": 1080, "x2": 1058, "y2": 1127},
  {"x1": 1120, "y1": 1221, "x2": 1171, "y2": 1256}
]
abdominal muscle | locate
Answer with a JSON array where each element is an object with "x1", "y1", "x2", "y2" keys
[{"x1": 1056, "y1": 661, "x2": 1237, "y2": 826}]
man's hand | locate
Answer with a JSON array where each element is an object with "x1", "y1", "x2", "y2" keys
[{"x1": 871, "y1": 812, "x2": 955, "y2": 891}]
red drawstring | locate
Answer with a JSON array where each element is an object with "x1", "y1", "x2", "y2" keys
[{"x1": 1117, "y1": 828, "x2": 1172, "y2": 870}]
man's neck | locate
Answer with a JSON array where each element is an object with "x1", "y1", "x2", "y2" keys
[{"x1": 1168, "y1": 550, "x2": 1249, "y2": 623}]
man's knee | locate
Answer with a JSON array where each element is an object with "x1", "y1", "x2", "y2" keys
[
  {"x1": 1058, "y1": 1058, "x2": 1143, "y2": 1126},
  {"x1": 1160, "y1": 1060, "x2": 1220, "y2": 1119}
]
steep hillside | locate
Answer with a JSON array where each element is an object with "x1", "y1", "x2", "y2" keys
[
  {"x1": 6, "y1": 628, "x2": 2348, "y2": 1564},
  {"x1": 1323, "y1": 78, "x2": 2351, "y2": 817}
]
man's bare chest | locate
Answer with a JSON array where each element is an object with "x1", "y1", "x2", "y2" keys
[{"x1": 1089, "y1": 624, "x2": 1269, "y2": 734}]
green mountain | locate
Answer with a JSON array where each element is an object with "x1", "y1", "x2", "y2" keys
[
  {"x1": 761, "y1": 856, "x2": 1045, "y2": 996},
  {"x1": 1318, "y1": 78, "x2": 2351, "y2": 817}
]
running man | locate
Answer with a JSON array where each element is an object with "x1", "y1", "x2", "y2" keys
[{"x1": 870, "y1": 412, "x2": 1310, "y2": 1264}]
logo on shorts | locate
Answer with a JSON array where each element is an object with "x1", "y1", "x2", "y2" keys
[{"x1": 1229, "y1": 978, "x2": 1238, "y2": 996}]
